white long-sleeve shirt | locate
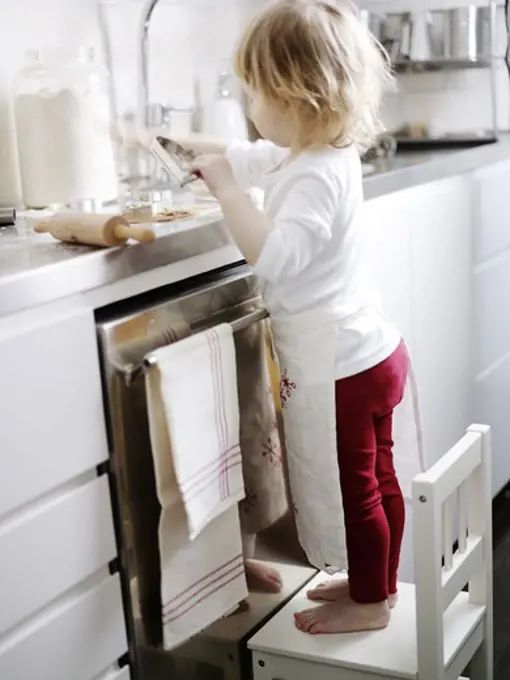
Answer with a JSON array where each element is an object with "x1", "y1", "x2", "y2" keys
[{"x1": 227, "y1": 139, "x2": 401, "y2": 379}]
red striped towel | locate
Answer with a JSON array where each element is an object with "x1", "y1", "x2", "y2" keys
[
  {"x1": 158, "y1": 506, "x2": 247, "y2": 649},
  {"x1": 148, "y1": 324, "x2": 246, "y2": 540},
  {"x1": 145, "y1": 324, "x2": 248, "y2": 649}
]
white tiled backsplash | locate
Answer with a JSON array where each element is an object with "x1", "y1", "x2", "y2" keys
[{"x1": 0, "y1": 0, "x2": 508, "y2": 170}]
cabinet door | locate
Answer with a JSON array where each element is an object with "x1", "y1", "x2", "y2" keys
[
  {"x1": 365, "y1": 176, "x2": 472, "y2": 579},
  {"x1": 0, "y1": 310, "x2": 109, "y2": 517},
  {"x1": 363, "y1": 188, "x2": 416, "y2": 584},
  {"x1": 472, "y1": 160, "x2": 510, "y2": 373},
  {"x1": 471, "y1": 159, "x2": 510, "y2": 493},
  {"x1": 0, "y1": 476, "x2": 117, "y2": 636},
  {"x1": 409, "y1": 177, "x2": 472, "y2": 466},
  {"x1": 363, "y1": 190, "x2": 413, "y2": 345},
  {"x1": 0, "y1": 575, "x2": 127, "y2": 680},
  {"x1": 472, "y1": 159, "x2": 510, "y2": 264}
]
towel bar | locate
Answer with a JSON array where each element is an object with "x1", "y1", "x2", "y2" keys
[{"x1": 120, "y1": 306, "x2": 269, "y2": 385}]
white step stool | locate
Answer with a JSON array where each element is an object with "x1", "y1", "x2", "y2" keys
[
  {"x1": 249, "y1": 425, "x2": 493, "y2": 680},
  {"x1": 139, "y1": 562, "x2": 317, "y2": 680}
]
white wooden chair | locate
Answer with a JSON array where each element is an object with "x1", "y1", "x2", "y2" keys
[{"x1": 248, "y1": 424, "x2": 493, "y2": 680}]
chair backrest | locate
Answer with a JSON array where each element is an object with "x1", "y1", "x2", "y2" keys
[{"x1": 412, "y1": 424, "x2": 493, "y2": 680}]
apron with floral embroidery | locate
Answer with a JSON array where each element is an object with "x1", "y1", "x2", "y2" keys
[
  {"x1": 235, "y1": 319, "x2": 287, "y2": 536},
  {"x1": 270, "y1": 307, "x2": 425, "y2": 572}
]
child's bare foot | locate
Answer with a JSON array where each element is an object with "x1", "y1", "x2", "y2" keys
[
  {"x1": 294, "y1": 598, "x2": 390, "y2": 634},
  {"x1": 307, "y1": 580, "x2": 399, "y2": 609},
  {"x1": 306, "y1": 577, "x2": 349, "y2": 602},
  {"x1": 245, "y1": 559, "x2": 283, "y2": 594}
]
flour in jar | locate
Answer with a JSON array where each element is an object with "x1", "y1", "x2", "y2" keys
[{"x1": 15, "y1": 88, "x2": 118, "y2": 208}]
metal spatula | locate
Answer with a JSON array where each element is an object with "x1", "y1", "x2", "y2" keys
[{"x1": 149, "y1": 136, "x2": 200, "y2": 187}]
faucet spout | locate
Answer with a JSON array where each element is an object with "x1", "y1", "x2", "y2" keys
[{"x1": 139, "y1": 0, "x2": 161, "y2": 128}]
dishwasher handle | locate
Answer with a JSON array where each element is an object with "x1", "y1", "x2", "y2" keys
[{"x1": 123, "y1": 305, "x2": 269, "y2": 385}]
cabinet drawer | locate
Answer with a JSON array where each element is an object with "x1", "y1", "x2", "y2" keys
[
  {"x1": 0, "y1": 310, "x2": 109, "y2": 517},
  {"x1": 473, "y1": 160, "x2": 510, "y2": 263},
  {"x1": 0, "y1": 575, "x2": 127, "y2": 680},
  {"x1": 0, "y1": 476, "x2": 117, "y2": 636}
]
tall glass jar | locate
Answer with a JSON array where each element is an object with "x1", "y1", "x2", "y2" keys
[{"x1": 13, "y1": 47, "x2": 118, "y2": 210}]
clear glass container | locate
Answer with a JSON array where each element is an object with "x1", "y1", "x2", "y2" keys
[
  {"x1": 13, "y1": 47, "x2": 118, "y2": 209},
  {"x1": 97, "y1": 0, "x2": 250, "y2": 195}
]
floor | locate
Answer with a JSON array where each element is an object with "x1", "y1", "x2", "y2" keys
[{"x1": 493, "y1": 485, "x2": 510, "y2": 680}]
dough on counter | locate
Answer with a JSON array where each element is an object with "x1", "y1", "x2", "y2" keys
[{"x1": 125, "y1": 208, "x2": 195, "y2": 224}]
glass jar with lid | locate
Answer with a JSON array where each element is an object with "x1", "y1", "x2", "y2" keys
[{"x1": 13, "y1": 47, "x2": 118, "y2": 210}]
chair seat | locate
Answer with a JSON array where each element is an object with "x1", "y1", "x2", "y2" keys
[{"x1": 248, "y1": 572, "x2": 485, "y2": 679}]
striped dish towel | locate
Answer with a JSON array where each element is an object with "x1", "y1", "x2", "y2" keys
[
  {"x1": 147, "y1": 324, "x2": 246, "y2": 541},
  {"x1": 158, "y1": 505, "x2": 247, "y2": 649},
  {"x1": 145, "y1": 324, "x2": 248, "y2": 648}
]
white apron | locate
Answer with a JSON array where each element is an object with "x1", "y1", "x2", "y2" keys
[{"x1": 270, "y1": 307, "x2": 425, "y2": 572}]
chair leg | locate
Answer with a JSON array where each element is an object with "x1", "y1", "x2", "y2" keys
[{"x1": 469, "y1": 638, "x2": 493, "y2": 680}]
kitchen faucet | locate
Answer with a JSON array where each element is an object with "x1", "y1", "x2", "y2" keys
[
  {"x1": 98, "y1": 0, "x2": 182, "y2": 190},
  {"x1": 140, "y1": 0, "x2": 160, "y2": 129},
  {"x1": 139, "y1": 0, "x2": 179, "y2": 187}
]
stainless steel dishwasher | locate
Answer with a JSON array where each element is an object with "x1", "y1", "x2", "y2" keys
[{"x1": 96, "y1": 264, "x2": 309, "y2": 680}]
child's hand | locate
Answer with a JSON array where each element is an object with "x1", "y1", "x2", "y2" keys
[{"x1": 192, "y1": 154, "x2": 238, "y2": 199}]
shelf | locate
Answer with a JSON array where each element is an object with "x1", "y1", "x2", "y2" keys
[
  {"x1": 361, "y1": 1, "x2": 501, "y2": 14},
  {"x1": 393, "y1": 58, "x2": 492, "y2": 73}
]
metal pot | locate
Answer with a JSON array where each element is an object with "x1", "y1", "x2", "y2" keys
[
  {"x1": 365, "y1": 6, "x2": 493, "y2": 64},
  {"x1": 429, "y1": 6, "x2": 493, "y2": 62}
]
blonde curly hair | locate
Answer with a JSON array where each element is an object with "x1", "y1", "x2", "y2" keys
[{"x1": 234, "y1": 0, "x2": 394, "y2": 152}]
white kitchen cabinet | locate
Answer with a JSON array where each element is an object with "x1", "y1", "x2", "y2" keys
[
  {"x1": 364, "y1": 177, "x2": 471, "y2": 582},
  {"x1": 363, "y1": 189, "x2": 413, "y2": 344},
  {"x1": 473, "y1": 354, "x2": 510, "y2": 494},
  {"x1": 0, "y1": 309, "x2": 109, "y2": 518},
  {"x1": 366, "y1": 177, "x2": 472, "y2": 467},
  {"x1": 471, "y1": 159, "x2": 510, "y2": 493},
  {"x1": 0, "y1": 308, "x2": 126, "y2": 679},
  {"x1": 408, "y1": 177, "x2": 472, "y2": 467},
  {"x1": 471, "y1": 159, "x2": 510, "y2": 374},
  {"x1": 0, "y1": 574, "x2": 128, "y2": 680},
  {"x1": 365, "y1": 166, "x2": 509, "y2": 495},
  {"x1": 474, "y1": 249, "x2": 510, "y2": 373},
  {"x1": 472, "y1": 159, "x2": 510, "y2": 265},
  {"x1": 0, "y1": 476, "x2": 117, "y2": 636}
]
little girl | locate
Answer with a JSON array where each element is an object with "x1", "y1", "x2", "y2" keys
[{"x1": 166, "y1": 0, "x2": 420, "y2": 635}]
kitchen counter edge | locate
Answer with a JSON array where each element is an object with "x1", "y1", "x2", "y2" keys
[{"x1": 1, "y1": 137, "x2": 509, "y2": 319}]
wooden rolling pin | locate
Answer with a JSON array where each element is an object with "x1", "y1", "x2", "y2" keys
[{"x1": 34, "y1": 213, "x2": 155, "y2": 247}]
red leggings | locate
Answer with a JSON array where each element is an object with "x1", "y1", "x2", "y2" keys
[{"x1": 335, "y1": 341, "x2": 408, "y2": 604}]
